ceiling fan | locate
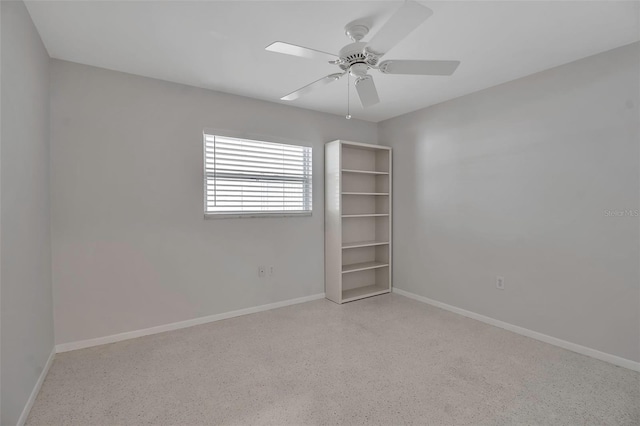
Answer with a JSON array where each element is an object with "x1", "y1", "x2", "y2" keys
[{"x1": 265, "y1": 0, "x2": 460, "y2": 109}]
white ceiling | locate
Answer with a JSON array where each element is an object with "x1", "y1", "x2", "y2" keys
[{"x1": 26, "y1": 0, "x2": 639, "y2": 122}]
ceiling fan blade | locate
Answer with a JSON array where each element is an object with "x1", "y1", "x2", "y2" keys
[
  {"x1": 355, "y1": 75, "x2": 380, "y2": 108},
  {"x1": 365, "y1": 1, "x2": 433, "y2": 57},
  {"x1": 281, "y1": 73, "x2": 345, "y2": 101},
  {"x1": 379, "y1": 60, "x2": 460, "y2": 76},
  {"x1": 266, "y1": 41, "x2": 338, "y2": 62}
]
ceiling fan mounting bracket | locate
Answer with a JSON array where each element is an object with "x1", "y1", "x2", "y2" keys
[{"x1": 344, "y1": 24, "x2": 369, "y2": 42}]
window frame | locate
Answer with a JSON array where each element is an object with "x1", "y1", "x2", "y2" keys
[{"x1": 203, "y1": 130, "x2": 313, "y2": 219}]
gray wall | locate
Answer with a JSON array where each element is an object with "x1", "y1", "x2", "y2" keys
[
  {"x1": 50, "y1": 60, "x2": 378, "y2": 345},
  {"x1": 378, "y1": 42, "x2": 640, "y2": 362},
  {"x1": 1, "y1": 1, "x2": 54, "y2": 424}
]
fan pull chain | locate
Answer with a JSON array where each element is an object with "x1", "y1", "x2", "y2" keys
[{"x1": 346, "y1": 73, "x2": 351, "y2": 120}]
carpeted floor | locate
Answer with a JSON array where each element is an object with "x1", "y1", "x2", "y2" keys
[{"x1": 27, "y1": 293, "x2": 639, "y2": 425}]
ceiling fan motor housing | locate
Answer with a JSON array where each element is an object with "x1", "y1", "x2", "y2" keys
[{"x1": 338, "y1": 42, "x2": 379, "y2": 71}]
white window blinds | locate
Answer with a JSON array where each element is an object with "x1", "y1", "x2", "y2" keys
[{"x1": 204, "y1": 134, "x2": 313, "y2": 216}]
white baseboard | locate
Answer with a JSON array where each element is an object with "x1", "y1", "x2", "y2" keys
[
  {"x1": 56, "y1": 293, "x2": 326, "y2": 353},
  {"x1": 392, "y1": 287, "x2": 640, "y2": 372},
  {"x1": 17, "y1": 348, "x2": 55, "y2": 426}
]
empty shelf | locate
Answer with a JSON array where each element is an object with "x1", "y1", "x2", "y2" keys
[
  {"x1": 342, "y1": 240, "x2": 390, "y2": 249},
  {"x1": 341, "y1": 169, "x2": 389, "y2": 175},
  {"x1": 342, "y1": 261, "x2": 389, "y2": 274},
  {"x1": 342, "y1": 284, "x2": 390, "y2": 303},
  {"x1": 341, "y1": 213, "x2": 389, "y2": 218},
  {"x1": 342, "y1": 192, "x2": 389, "y2": 196}
]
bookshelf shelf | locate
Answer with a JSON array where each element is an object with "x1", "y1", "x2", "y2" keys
[{"x1": 342, "y1": 240, "x2": 389, "y2": 249}]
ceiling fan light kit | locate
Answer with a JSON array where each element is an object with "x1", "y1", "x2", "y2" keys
[{"x1": 265, "y1": 0, "x2": 461, "y2": 115}]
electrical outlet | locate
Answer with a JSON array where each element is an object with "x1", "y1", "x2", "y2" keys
[
  {"x1": 258, "y1": 266, "x2": 266, "y2": 278},
  {"x1": 496, "y1": 276, "x2": 505, "y2": 290},
  {"x1": 268, "y1": 266, "x2": 274, "y2": 277}
]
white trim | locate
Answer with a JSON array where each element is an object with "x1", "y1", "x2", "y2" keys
[
  {"x1": 56, "y1": 293, "x2": 326, "y2": 353},
  {"x1": 392, "y1": 287, "x2": 640, "y2": 372},
  {"x1": 205, "y1": 212, "x2": 312, "y2": 220},
  {"x1": 202, "y1": 128, "x2": 314, "y2": 149},
  {"x1": 17, "y1": 348, "x2": 55, "y2": 426}
]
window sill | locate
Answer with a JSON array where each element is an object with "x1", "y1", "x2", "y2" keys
[{"x1": 204, "y1": 212, "x2": 312, "y2": 220}]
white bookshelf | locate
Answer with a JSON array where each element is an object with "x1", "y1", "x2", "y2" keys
[{"x1": 325, "y1": 140, "x2": 392, "y2": 304}]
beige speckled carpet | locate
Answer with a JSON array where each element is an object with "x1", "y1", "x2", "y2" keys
[{"x1": 27, "y1": 294, "x2": 639, "y2": 425}]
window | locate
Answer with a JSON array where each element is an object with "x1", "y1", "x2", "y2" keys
[{"x1": 204, "y1": 134, "x2": 312, "y2": 217}]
